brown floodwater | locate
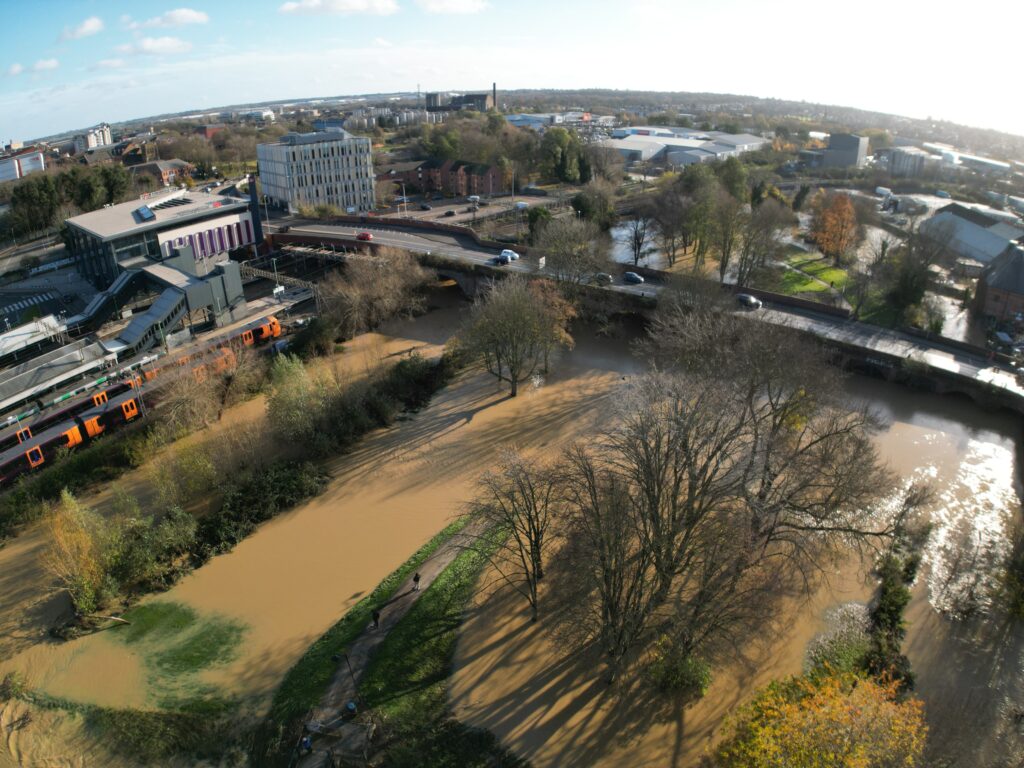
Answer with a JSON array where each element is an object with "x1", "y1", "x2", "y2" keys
[{"x1": 1, "y1": 289, "x2": 1021, "y2": 767}]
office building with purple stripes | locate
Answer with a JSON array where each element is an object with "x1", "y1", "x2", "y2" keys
[{"x1": 65, "y1": 187, "x2": 256, "y2": 289}]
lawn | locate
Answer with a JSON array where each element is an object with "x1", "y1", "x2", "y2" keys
[{"x1": 786, "y1": 254, "x2": 849, "y2": 292}]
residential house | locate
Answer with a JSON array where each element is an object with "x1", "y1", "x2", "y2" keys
[
  {"x1": 132, "y1": 159, "x2": 195, "y2": 187},
  {"x1": 974, "y1": 244, "x2": 1024, "y2": 321}
]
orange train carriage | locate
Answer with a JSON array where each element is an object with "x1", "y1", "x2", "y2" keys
[
  {"x1": 0, "y1": 315, "x2": 283, "y2": 489},
  {"x1": 0, "y1": 391, "x2": 143, "y2": 486}
]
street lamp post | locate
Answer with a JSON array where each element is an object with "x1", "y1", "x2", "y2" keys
[{"x1": 272, "y1": 256, "x2": 280, "y2": 288}]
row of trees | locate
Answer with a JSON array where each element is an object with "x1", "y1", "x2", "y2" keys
[
  {"x1": 625, "y1": 162, "x2": 797, "y2": 283},
  {"x1": 468, "y1": 289, "x2": 918, "y2": 685},
  {"x1": 3, "y1": 164, "x2": 133, "y2": 237}
]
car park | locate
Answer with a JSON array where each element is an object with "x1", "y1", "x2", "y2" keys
[
  {"x1": 356, "y1": 231, "x2": 373, "y2": 241},
  {"x1": 736, "y1": 293, "x2": 762, "y2": 309},
  {"x1": 500, "y1": 249, "x2": 520, "y2": 261},
  {"x1": 623, "y1": 271, "x2": 644, "y2": 284}
]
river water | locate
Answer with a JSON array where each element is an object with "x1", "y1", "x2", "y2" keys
[{"x1": 1, "y1": 289, "x2": 1022, "y2": 766}]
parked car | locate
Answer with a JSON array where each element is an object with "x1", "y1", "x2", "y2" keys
[
  {"x1": 593, "y1": 272, "x2": 613, "y2": 286},
  {"x1": 496, "y1": 253, "x2": 511, "y2": 265},
  {"x1": 623, "y1": 272, "x2": 644, "y2": 284},
  {"x1": 356, "y1": 231, "x2": 373, "y2": 241},
  {"x1": 736, "y1": 293, "x2": 762, "y2": 309},
  {"x1": 500, "y1": 249, "x2": 520, "y2": 261},
  {"x1": 420, "y1": 203, "x2": 433, "y2": 211},
  {"x1": 444, "y1": 209, "x2": 457, "y2": 217}
]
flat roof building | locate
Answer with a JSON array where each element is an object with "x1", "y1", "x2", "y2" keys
[
  {"x1": 257, "y1": 129, "x2": 374, "y2": 214},
  {"x1": 65, "y1": 188, "x2": 256, "y2": 289},
  {"x1": 0, "y1": 148, "x2": 45, "y2": 183}
]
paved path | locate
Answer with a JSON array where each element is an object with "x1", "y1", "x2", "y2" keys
[{"x1": 295, "y1": 526, "x2": 477, "y2": 767}]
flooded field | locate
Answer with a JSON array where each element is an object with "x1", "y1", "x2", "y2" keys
[
  {"x1": 0, "y1": 287, "x2": 1021, "y2": 766},
  {"x1": 451, "y1": 373, "x2": 1024, "y2": 768}
]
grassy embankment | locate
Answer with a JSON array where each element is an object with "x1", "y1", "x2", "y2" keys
[
  {"x1": 356, "y1": 533, "x2": 527, "y2": 768},
  {"x1": 5, "y1": 353, "x2": 463, "y2": 765}
]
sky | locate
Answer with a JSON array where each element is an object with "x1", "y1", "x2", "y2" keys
[{"x1": 2, "y1": 0, "x2": 1023, "y2": 142}]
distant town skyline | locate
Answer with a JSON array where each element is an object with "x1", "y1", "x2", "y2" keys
[{"x1": 2, "y1": 0, "x2": 1023, "y2": 142}]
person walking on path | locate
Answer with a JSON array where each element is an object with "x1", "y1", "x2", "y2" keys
[
  {"x1": 372, "y1": 609, "x2": 381, "y2": 630},
  {"x1": 412, "y1": 572, "x2": 421, "y2": 591}
]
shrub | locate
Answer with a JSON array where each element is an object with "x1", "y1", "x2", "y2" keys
[
  {"x1": 805, "y1": 603, "x2": 871, "y2": 676},
  {"x1": 194, "y1": 462, "x2": 327, "y2": 562},
  {"x1": 645, "y1": 635, "x2": 712, "y2": 697}
]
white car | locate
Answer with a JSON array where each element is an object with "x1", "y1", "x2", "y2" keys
[{"x1": 500, "y1": 249, "x2": 520, "y2": 261}]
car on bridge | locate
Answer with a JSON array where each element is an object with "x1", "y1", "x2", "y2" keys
[
  {"x1": 736, "y1": 293, "x2": 762, "y2": 310},
  {"x1": 356, "y1": 232, "x2": 373, "y2": 241},
  {"x1": 623, "y1": 272, "x2": 644, "y2": 285}
]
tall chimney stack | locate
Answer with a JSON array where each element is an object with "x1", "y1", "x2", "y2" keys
[{"x1": 492, "y1": 82, "x2": 497, "y2": 111}]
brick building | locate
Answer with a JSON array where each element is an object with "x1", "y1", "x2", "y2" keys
[
  {"x1": 378, "y1": 158, "x2": 505, "y2": 197},
  {"x1": 975, "y1": 244, "x2": 1024, "y2": 321},
  {"x1": 132, "y1": 159, "x2": 195, "y2": 187}
]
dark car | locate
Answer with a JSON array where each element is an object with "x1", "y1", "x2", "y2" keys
[
  {"x1": 420, "y1": 203, "x2": 433, "y2": 211},
  {"x1": 444, "y1": 209, "x2": 457, "y2": 217},
  {"x1": 496, "y1": 253, "x2": 511, "y2": 265},
  {"x1": 736, "y1": 293, "x2": 762, "y2": 309},
  {"x1": 623, "y1": 272, "x2": 645, "y2": 285},
  {"x1": 593, "y1": 272, "x2": 613, "y2": 286},
  {"x1": 356, "y1": 231, "x2": 373, "y2": 241}
]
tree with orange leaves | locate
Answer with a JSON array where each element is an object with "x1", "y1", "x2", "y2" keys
[
  {"x1": 811, "y1": 192, "x2": 860, "y2": 266},
  {"x1": 714, "y1": 671, "x2": 927, "y2": 767}
]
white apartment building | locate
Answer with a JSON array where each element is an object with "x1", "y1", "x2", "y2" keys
[
  {"x1": 256, "y1": 129, "x2": 375, "y2": 214},
  {"x1": 73, "y1": 124, "x2": 113, "y2": 154}
]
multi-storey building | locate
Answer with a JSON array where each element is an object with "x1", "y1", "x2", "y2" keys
[
  {"x1": 73, "y1": 124, "x2": 113, "y2": 154},
  {"x1": 256, "y1": 129, "x2": 375, "y2": 213}
]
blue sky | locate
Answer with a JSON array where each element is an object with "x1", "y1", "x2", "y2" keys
[{"x1": 2, "y1": 0, "x2": 1023, "y2": 142}]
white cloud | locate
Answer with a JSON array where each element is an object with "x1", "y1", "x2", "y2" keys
[
  {"x1": 128, "y1": 8, "x2": 209, "y2": 29},
  {"x1": 117, "y1": 36, "x2": 192, "y2": 55},
  {"x1": 94, "y1": 58, "x2": 126, "y2": 70},
  {"x1": 373, "y1": 37, "x2": 393, "y2": 47},
  {"x1": 61, "y1": 16, "x2": 104, "y2": 40},
  {"x1": 6, "y1": 63, "x2": 23, "y2": 76},
  {"x1": 32, "y1": 59, "x2": 60, "y2": 72},
  {"x1": 415, "y1": 0, "x2": 487, "y2": 12},
  {"x1": 279, "y1": 0, "x2": 399, "y2": 15}
]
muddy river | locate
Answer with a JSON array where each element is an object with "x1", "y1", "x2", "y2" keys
[{"x1": 1, "y1": 291, "x2": 1021, "y2": 766}]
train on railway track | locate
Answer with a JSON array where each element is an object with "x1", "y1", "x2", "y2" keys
[{"x1": 0, "y1": 315, "x2": 281, "y2": 488}]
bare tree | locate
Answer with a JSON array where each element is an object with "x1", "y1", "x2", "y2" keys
[
  {"x1": 710, "y1": 187, "x2": 745, "y2": 283},
  {"x1": 535, "y1": 216, "x2": 606, "y2": 286},
  {"x1": 735, "y1": 198, "x2": 793, "y2": 288},
  {"x1": 562, "y1": 444, "x2": 657, "y2": 681},
  {"x1": 460, "y1": 275, "x2": 574, "y2": 396},
  {"x1": 320, "y1": 247, "x2": 432, "y2": 338},
  {"x1": 625, "y1": 210, "x2": 654, "y2": 266},
  {"x1": 651, "y1": 188, "x2": 690, "y2": 268},
  {"x1": 470, "y1": 449, "x2": 560, "y2": 621}
]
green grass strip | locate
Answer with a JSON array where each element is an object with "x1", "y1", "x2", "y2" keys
[
  {"x1": 357, "y1": 530, "x2": 527, "y2": 768},
  {"x1": 250, "y1": 516, "x2": 468, "y2": 764}
]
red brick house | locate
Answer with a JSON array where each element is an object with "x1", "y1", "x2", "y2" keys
[
  {"x1": 975, "y1": 244, "x2": 1024, "y2": 321},
  {"x1": 377, "y1": 158, "x2": 505, "y2": 197}
]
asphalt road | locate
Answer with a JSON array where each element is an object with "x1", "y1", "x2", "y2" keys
[{"x1": 278, "y1": 221, "x2": 1023, "y2": 403}]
